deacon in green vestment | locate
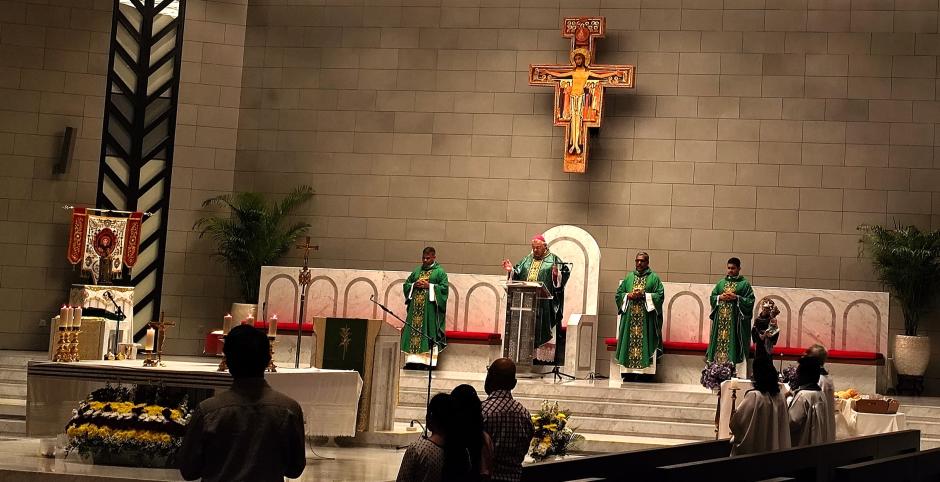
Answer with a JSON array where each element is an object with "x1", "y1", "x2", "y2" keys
[
  {"x1": 706, "y1": 257, "x2": 756, "y2": 365},
  {"x1": 501, "y1": 234, "x2": 571, "y2": 353},
  {"x1": 614, "y1": 252, "x2": 665, "y2": 369},
  {"x1": 401, "y1": 246, "x2": 448, "y2": 367}
]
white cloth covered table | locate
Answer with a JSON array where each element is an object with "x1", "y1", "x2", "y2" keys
[
  {"x1": 835, "y1": 399, "x2": 907, "y2": 438},
  {"x1": 26, "y1": 359, "x2": 362, "y2": 438}
]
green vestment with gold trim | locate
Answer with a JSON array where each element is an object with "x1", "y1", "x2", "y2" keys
[
  {"x1": 400, "y1": 263, "x2": 448, "y2": 356},
  {"x1": 614, "y1": 269, "x2": 664, "y2": 369},
  {"x1": 706, "y1": 275, "x2": 755, "y2": 365}
]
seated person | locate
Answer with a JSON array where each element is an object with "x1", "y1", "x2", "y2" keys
[
  {"x1": 788, "y1": 356, "x2": 833, "y2": 446},
  {"x1": 730, "y1": 355, "x2": 790, "y2": 455}
]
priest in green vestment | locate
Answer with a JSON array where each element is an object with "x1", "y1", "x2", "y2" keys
[
  {"x1": 501, "y1": 234, "x2": 571, "y2": 358},
  {"x1": 614, "y1": 252, "x2": 665, "y2": 370},
  {"x1": 706, "y1": 257, "x2": 756, "y2": 366},
  {"x1": 401, "y1": 246, "x2": 448, "y2": 367}
]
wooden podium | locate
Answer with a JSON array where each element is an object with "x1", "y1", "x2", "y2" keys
[{"x1": 502, "y1": 281, "x2": 552, "y2": 374}]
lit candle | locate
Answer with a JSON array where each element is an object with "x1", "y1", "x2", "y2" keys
[
  {"x1": 268, "y1": 315, "x2": 278, "y2": 337},
  {"x1": 60, "y1": 306, "x2": 71, "y2": 329},
  {"x1": 244, "y1": 313, "x2": 254, "y2": 326},
  {"x1": 72, "y1": 306, "x2": 81, "y2": 328},
  {"x1": 223, "y1": 314, "x2": 233, "y2": 334},
  {"x1": 143, "y1": 327, "x2": 156, "y2": 351}
]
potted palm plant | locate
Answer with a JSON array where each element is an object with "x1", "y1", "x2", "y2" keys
[
  {"x1": 194, "y1": 186, "x2": 314, "y2": 322},
  {"x1": 859, "y1": 224, "x2": 940, "y2": 376}
]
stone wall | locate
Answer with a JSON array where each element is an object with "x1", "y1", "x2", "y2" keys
[{"x1": 233, "y1": 1, "x2": 940, "y2": 388}]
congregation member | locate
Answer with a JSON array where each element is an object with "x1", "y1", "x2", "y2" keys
[
  {"x1": 613, "y1": 252, "x2": 665, "y2": 374},
  {"x1": 179, "y1": 325, "x2": 306, "y2": 482},
  {"x1": 451, "y1": 384, "x2": 494, "y2": 481},
  {"x1": 482, "y1": 358, "x2": 534, "y2": 482},
  {"x1": 706, "y1": 257, "x2": 755, "y2": 373},
  {"x1": 806, "y1": 344, "x2": 837, "y2": 442},
  {"x1": 788, "y1": 356, "x2": 834, "y2": 446},
  {"x1": 401, "y1": 246, "x2": 449, "y2": 369},
  {"x1": 751, "y1": 298, "x2": 781, "y2": 360},
  {"x1": 729, "y1": 355, "x2": 790, "y2": 455},
  {"x1": 501, "y1": 234, "x2": 570, "y2": 362},
  {"x1": 397, "y1": 393, "x2": 456, "y2": 482}
]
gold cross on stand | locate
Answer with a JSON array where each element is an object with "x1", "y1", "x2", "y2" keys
[
  {"x1": 529, "y1": 17, "x2": 635, "y2": 174},
  {"x1": 296, "y1": 236, "x2": 319, "y2": 287}
]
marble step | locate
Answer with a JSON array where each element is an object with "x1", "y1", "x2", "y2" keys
[
  {"x1": 395, "y1": 405, "x2": 714, "y2": 440},
  {"x1": 0, "y1": 400, "x2": 24, "y2": 419},
  {"x1": 907, "y1": 419, "x2": 940, "y2": 437},
  {"x1": 0, "y1": 351, "x2": 46, "y2": 366},
  {"x1": 0, "y1": 368, "x2": 26, "y2": 384},
  {"x1": 0, "y1": 383, "x2": 25, "y2": 400},
  {"x1": 0, "y1": 418, "x2": 25, "y2": 435},
  {"x1": 397, "y1": 390, "x2": 715, "y2": 423},
  {"x1": 923, "y1": 437, "x2": 940, "y2": 450}
]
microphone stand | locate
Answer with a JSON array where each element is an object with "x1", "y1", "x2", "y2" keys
[
  {"x1": 540, "y1": 258, "x2": 576, "y2": 383},
  {"x1": 104, "y1": 291, "x2": 126, "y2": 356},
  {"x1": 369, "y1": 294, "x2": 438, "y2": 424}
]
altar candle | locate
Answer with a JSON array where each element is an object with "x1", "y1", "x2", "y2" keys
[
  {"x1": 60, "y1": 306, "x2": 71, "y2": 328},
  {"x1": 244, "y1": 313, "x2": 254, "y2": 326},
  {"x1": 268, "y1": 315, "x2": 278, "y2": 337},
  {"x1": 223, "y1": 314, "x2": 233, "y2": 334},
  {"x1": 143, "y1": 327, "x2": 156, "y2": 351},
  {"x1": 72, "y1": 307, "x2": 82, "y2": 328}
]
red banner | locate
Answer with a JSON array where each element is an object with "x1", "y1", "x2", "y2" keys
[
  {"x1": 123, "y1": 211, "x2": 143, "y2": 267},
  {"x1": 66, "y1": 207, "x2": 87, "y2": 265}
]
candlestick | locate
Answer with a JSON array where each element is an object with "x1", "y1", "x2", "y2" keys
[
  {"x1": 223, "y1": 314, "x2": 233, "y2": 334},
  {"x1": 143, "y1": 327, "x2": 155, "y2": 351},
  {"x1": 268, "y1": 315, "x2": 278, "y2": 337},
  {"x1": 60, "y1": 306, "x2": 71, "y2": 329}
]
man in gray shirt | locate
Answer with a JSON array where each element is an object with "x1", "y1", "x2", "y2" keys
[{"x1": 179, "y1": 324, "x2": 306, "y2": 482}]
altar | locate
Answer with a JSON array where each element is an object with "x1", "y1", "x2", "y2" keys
[{"x1": 26, "y1": 359, "x2": 363, "y2": 438}]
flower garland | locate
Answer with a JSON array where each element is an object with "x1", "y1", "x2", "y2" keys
[
  {"x1": 528, "y1": 400, "x2": 584, "y2": 462},
  {"x1": 65, "y1": 384, "x2": 191, "y2": 467}
]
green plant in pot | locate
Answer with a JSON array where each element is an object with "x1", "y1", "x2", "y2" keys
[
  {"x1": 859, "y1": 223, "x2": 940, "y2": 376},
  {"x1": 194, "y1": 185, "x2": 314, "y2": 323}
]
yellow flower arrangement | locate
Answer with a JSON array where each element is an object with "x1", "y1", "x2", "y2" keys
[{"x1": 528, "y1": 400, "x2": 584, "y2": 462}]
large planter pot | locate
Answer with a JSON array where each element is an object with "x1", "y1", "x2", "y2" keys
[
  {"x1": 230, "y1": 303, "x2": 257, "y2": 324},
  {"x1": 894, "y1": 334, "x2": 930, "y2": 376}
]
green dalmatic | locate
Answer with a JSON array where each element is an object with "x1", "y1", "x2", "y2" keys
[
  {"x1": 614, "y1": 269, "x2": 664, "y2": 369},
  {"x1": 705, "y1": 275, "x2": 755, "y2": 365},
  {"x1": 400, "y1": 262, "x2": 448, "y2": 364}
]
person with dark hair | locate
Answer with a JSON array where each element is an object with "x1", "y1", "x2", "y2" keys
[
  {"x1": 179, "y1": 324, "x2": 306, "y2": 482},
  {"x1": 402, "y1": 246, "x2": 449, "y2": 369},
  {"x1": 614, "y1": 252, "x2": 665, "y2": 374},
  {"x1": 397, "y1": 393, "x2": 456, "y2": 482},
  {"x1": 805, "y1": 344, "x2": 836, "y2": 442},
  {"x1": 706, "y1": 257, "x2": 755, "y2": 373},
  {"x1": 481, "y1": 358, "x2": 533, "y2": 482},
  {"x1": 788, "y1": 356, "x2": 833, "y2": 446},
  {"x1": 729, "y1": 355, "x2": 790, "y2": 455},
  {"x1": 451, "y1": 384, "x2": 494, "y2": 481},
  {"x1": 751, "y1": 298, "x2": 781, "y2": 359}
]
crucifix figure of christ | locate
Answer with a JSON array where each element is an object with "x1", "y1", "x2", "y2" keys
[
  {"x1": 529, "y1": 17, "x2": 635, "y2": 174},
  {"x1": 294, "y1": 236, "x2": 319, "y2": 368}
]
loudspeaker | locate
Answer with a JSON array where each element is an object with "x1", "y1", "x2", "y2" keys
[{"x1": 53, "y1": 126, "x2": 76, "y2": 175}]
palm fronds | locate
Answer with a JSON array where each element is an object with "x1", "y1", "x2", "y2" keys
[
  {"x1": 858, "y1": 223, "x2": 940, "y2": 336},
  {"x1": 194, "y1": 185, "x2": 314, "y2": 303}
]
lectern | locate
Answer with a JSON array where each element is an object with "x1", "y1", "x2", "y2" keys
[{"x1": 503, "y1": 281, "x2": 552, "y2": 373}]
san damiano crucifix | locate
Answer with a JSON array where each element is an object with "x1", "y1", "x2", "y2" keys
[{"x1": 529, "y1": 17, "x2": 635, "y2": 174}]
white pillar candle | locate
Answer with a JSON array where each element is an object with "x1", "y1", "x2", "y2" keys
[
  {"x1": 72, "y1": 307, "x2": 81, "y2": 328},
  {"x1": 60, "y1": 306, "x2": 71, "y2": 329},
  {"x1": 223, "y1": 314, "x2": 233, "y2": 334},
  {"x1": 143, "y1": 327, "x2": 156, "y2": 351},
  {"x1": 244, "y1": 313, "x2": 254, "y2": 326},
  {"x1": 268, "y1": 315, "x2": 278, "y2": 337}
]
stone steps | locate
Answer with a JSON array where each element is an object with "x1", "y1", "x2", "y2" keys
[{"x1": 0, "y1": 351, "x2": 46, "y2": 436}]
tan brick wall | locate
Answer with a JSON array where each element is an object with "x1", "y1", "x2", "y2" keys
[
  {"x1": 0, "y1": 0, "x2": 247, "y2": 354},
  {"x1": 234, "y1": 1, "x2": 940, "y2": 385}
]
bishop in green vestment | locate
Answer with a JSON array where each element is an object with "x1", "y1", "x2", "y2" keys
[
  {"x1": 501, "y1": 234, "x2": 571, "y2": 352},
  {"x1": 401, "y1": 247, "x2": 448, "y2": 366},
  {"x1": 706, "y1": 257, "x2": 756, "y2": 365},
  {"x1": 614, "y1": 252, "x2": 665, "y2": 369}
]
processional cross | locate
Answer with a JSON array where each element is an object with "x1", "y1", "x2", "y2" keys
[
  {"x1": 529, "y1": 17, "x2": 635, "y2": 174},
  {"x1": 294, "y1": 236, "x2": 319, "y2": 368}
]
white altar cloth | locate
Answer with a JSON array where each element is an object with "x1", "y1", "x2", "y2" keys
[
  {"x1": 835, "y1": 399, "x2": 907, "y2": 438},
  {"x1": 26, "y1": 359, "x2": 363, "y2": 438}
]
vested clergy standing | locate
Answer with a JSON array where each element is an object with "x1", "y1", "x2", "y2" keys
[
  {"x1": 614, "y1": 252, "x2": 665, "y2": 370},
  {"x1": 706, "y1": 257, "x2": 756, "y2": 371},
  {"x1": 501, "y1": 235, "x2": 570, "y2": 359},
  {"x1": 401, "y1": 247, "x2": 448, "y2": 367}
]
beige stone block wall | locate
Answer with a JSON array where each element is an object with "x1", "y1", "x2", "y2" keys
[{"x1": 0, "y1": 0, "x2": 247, "y2": 354}]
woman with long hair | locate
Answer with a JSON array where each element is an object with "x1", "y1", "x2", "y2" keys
[
  {"x1": 450, "y1": 384, "x2": 494, "y2": 481},
  {"x1": 729, "y1": 355, "x2": 791, "y2": 455}
]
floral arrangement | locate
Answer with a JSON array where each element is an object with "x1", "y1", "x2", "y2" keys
[
  {"x1": 528, "y1": 400, "x2": 584, "y2": 462},
  {"x1": 781, "y1": 364, "x2": 799, "y2": 391},
  {"x1": 700, "y1": 360, "x2": 736, "y2": 390},
  {"x1": 65, "y1": 384, "x2": 191, "y2": 467}
]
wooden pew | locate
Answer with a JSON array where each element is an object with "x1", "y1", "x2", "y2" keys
[
  {"x1": 656, "y1": 430, "x2": 920, "y2": 482},
  {"x1": 833, "y1": 447, "x2": 940, "y2": 482},
  {"x1": 520, "y1": 439, "x2": 731, "y2": 482}
]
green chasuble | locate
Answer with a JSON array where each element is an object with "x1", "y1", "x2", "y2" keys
[
  {"x1": 510, "y1": 252, "x2": 570, "y2": 348},
  {"x1": 614, "y1": 269, "x2": 665, "y2": 369},
  {"x1": 706, "y1": 275, "x2": 755, "y2": 365},
  {"x1": 401, "y1": 262, "x2": 448, "y2": 356}
]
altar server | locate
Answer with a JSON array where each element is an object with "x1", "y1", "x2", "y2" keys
[
  {"x1": 788, "y1": 356, "x2": 834, "y2": 446},
  {"x1": 730, "y1": 356, "x2": 791, "y2": 455}
]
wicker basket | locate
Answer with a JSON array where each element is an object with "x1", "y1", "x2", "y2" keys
[{"x1": 854, "y1": 398, "x2": 900, "y2": 414}]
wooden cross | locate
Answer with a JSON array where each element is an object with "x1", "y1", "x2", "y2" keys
[
  {"x1": 529, "y1": 17, "x2": 635, "y2": 174},
  {"x1": 150, "y1": 311, "x2": 176, "y2": 362}
]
